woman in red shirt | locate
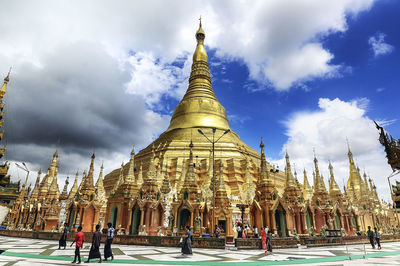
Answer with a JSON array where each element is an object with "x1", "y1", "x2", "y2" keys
[{"x1": 71, "y1": 226, "x2": 84, "y2": 264}]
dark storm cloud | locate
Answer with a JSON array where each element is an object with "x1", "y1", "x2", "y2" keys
[{"x1": 2, "y1": 41, "x2": 169, "y2": 175}]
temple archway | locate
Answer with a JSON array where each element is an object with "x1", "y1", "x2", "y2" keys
[
  {"x1": 305, "y1": 207, "x2": 313, "y2": 230},
  {"x1": 131, "y1": 207, "x2": 141, "y2": 235},
  {"x1": 178, "y1": 209, "x2": 191, "y2": 230},
  {"x1": 335, "y1": 210, "x2": 341, "y2": 229},
  {"x1": 274, "y1": 205, "x2": 286, "y2": 237},
  {"x1": 111, "y1": 205, "x2": 118, "y2": 228}
]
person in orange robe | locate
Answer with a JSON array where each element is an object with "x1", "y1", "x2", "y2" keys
[{"x1": 261, "y1": 227, "x2": 267, "y2": 254}]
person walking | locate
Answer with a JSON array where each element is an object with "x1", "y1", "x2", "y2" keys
[
  {"x1": 59, "y1": 223, "x2": 68, "y2": 250},
  {"x1": 367, "y1": 226, "x2": 375, "y2": 249},
  {"x1": 237, "y1": 224, "x2": 242, "y2": 238},
  {"x1": 374, "y1": 227, "x2": 381, "y2": 250},
  {"x1": 215, "y1": 225, "x2": 221, "y2": 238},
  {"x1": 86, "y1": 224, "x2": 102, "y2": 263},
  {"x1": 253, "y1": 226, "x2": 259, "y2": 238},
  {"x1": 261, "y1": 227, "x2": 267, "y2": 254},
  {"x1": 266, "y1": 231, "x2": 273, "y2": 255},
  {"x1": 104, "y1": 223, "x2": 115, "y2": 261},
  {"x1": 181, "y1": 225, "x2": 192, "y2": 255},
  {"x1": 71, "y1": 226, "x2": 84, "y2": 264}
]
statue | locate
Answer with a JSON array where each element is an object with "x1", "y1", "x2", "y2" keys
[
  {"x1": 194, "y1": 216, "x2": 202, "y2": 232},
  {"x1": 168, "y1": 215, "x2": 174, "y2": 230},
  {"x1": 328, "y1": 217, "x2": 334, "y2": 229},
  {"x1": 157, "y1": 226, "x2": 164, "y2": 236},
  {"x1": 320, "y1": 225, "x2": 327, "y2": 237},
  {"x1": 308, "y1": 226, "x2": 316, "y2": 236},
  {"x1": 375, "y1": 121, "x2": 400, "y2": 171},
  {"x1": 138, "y1": 225, "x2": 148, "y2": 236}
]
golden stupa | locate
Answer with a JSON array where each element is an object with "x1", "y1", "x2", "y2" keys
[{"x1": 104, "y1": 21, "x2": 285, "y2": 198}]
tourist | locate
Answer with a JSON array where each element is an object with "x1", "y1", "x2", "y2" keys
[
  {"x1": 104, "y1": 223, "x2": 114, "y2": 261},
  {"x1": 237, "y1": 224, "x2": 242, "y2": 238},
  {"x1": 58, "y1": 222, "x2": 68, "y2": 250},
  {"x1": 261, "y1": 227, "x2": 267, "y2": 254},
  {"x1": 242, "y1": 225, "x2": 247, "y2": 239},
  {"x1": 266, "y1": 231, "x2": 273, "y2": 254},
  {"x1": 71, "y1": 226, "x2": 84, "y2": 264},
  {"x1": 253, "y1": 226, "x2": 259, "y2": 238},
  {"x1": 374, "y1": 227, "x2": 381, "y2": 250},
  {"x1": 181, "y1": 225, "x2": 192, "y2": 255},
  {"x1": 367, "y1": 226, "x2": 375, "y2": 249},
  {"x1": 86, "y1": 224, "x2": 102, "y2": 263},
  {"x1": 215, "y1": 225, "x2": 221, "y2": 238}
]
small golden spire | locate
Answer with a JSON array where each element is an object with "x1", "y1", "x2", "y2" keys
[{"x1": 4, "y1": 67, "x2": 11, "y2": 82}]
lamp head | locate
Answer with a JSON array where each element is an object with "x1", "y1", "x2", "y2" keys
[
  {"x1": 224, "y1": 129, "x2": 230, "y2": 135},
  {"x1": 198, "y1": 129, "x2": 204, "y2": 135}
]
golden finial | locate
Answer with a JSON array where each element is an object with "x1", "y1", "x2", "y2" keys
[
  {"x1": 4, "y1": 67, "x2": 11, "y2": 82},
  {"x1": 196, "y1": 17, "x2": 205, "y2": 41}
]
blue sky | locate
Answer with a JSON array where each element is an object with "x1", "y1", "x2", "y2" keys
[{"x1": 0, "y1": 0, "x2": 398, "y2": 199}]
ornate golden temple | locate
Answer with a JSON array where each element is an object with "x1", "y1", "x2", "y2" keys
[{"x1": 4, "y1": 22, "x2": 397, "y2": 236}]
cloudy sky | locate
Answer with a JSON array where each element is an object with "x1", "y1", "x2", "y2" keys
[{"x1": 0, "y1": 0, "x2": 398, "y2": 200}]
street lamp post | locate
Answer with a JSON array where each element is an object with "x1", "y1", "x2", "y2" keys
[{"x1": 198, "y1": 127, "x2": 230, "y2": 236}]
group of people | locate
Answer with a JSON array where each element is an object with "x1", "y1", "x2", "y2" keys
[
  {"x1": 367, "y1": 226, "x2": 382, "y2": 250},
  {"x1": 58, "y1": 222, "x2": 116, "y2": 264}
]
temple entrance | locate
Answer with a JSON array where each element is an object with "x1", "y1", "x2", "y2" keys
[
  {"x1": 335, "y1": 211, "x2": 341, "y2": 229},
  {"x1": 274, "y1": 209, "x2": 286, "y2": 237},
  {"x1": 33, "y1": 210, "x2": 38, "y2": 226},
  {"x1": 111, "y1": 206, "x2": 118, "y2": 228},
  {"x1": 218, "y1": 220, "x2": 226, "y2": 234},
  {"x1": 68, "y1": 208, "x2": 75, "y2": 228},
  {"x1": 351, "y1": 212, "x2": 358, "y2": 231},
  {"x1": 131, "y1": 207, "x2": 141, "y2": 235},
  {"x1": 305, "y1": 208, "x2": 313, "y2": 230},
  {"x1": 178, "y1": 209, "x2": 191, "y2": 230}
]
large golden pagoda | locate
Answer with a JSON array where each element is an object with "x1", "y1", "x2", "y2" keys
[
  {"x1": 6, "y1": 21, "x2": 394, "y2": 236},
  {"x1": 104, "y1": 22, "x2": 285, "y2": 201}
]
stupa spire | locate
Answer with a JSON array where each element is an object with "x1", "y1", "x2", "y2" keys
[
  {"x1": 0, "y1": 68, "x2": 11, "y2": 99},
  {"x1": 68, "y1": 171, "x2": 79, "y2": 200},
  {"x1": 167, "y1": 21, "x2": 230, "y2": 132},
  {"x1": 328, "y1": 161, "x2": 341, "y2": 194},
  {"x1": 86, "y1": 153, "x2": 95, "y2": 187},
  {"x1": 126, "y1": 146, "x2": 135, "y2": 183}
]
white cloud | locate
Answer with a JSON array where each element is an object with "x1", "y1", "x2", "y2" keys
[
  {"x1": 275, "y1": 98, "x2": 392, "y2": 200},
  {"x1": 0, "y1": 0, "x2": 378, "y2": 183},
  {"x1": 368, "y1": 32, "x2": 395, "y2": 57}
]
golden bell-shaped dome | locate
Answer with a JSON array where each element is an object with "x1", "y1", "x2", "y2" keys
[{"x1": 167, "y1": 21, "x2": 230, "y2": 132}]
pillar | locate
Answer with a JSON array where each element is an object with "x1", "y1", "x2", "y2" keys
[
  {"x1": 270, "y1": 210, "x2": 276, "y2": 233},
  {"x1": 295, "y1": 212, "x2": 301, "y2": 234}
]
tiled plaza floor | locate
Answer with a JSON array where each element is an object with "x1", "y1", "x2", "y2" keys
[{"x1": 1, "y1": 236, "x2": 400, "y2": 265}]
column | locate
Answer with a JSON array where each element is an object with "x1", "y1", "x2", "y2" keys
[
  {"x1": 295, "y1": 212, "x2": 301, "y2": 234},
  {"x1": 271, "y1": 210, "x2": 276, "y2": 233},
  {"x1": 300, "y1": 212, "x2": 305, "y2": 234}
]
